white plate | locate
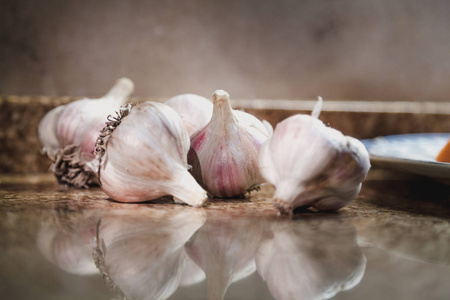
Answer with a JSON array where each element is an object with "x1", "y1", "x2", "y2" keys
[{"x1": 362, "y1": 133, "x2": 450, "y2": 182}]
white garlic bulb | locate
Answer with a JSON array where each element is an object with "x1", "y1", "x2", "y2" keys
[
  {"x1": 38, "y1": 78, "x2": 134, "y2": 187},
  {"x1": 165, "y1": 93, "x2": 213, "y2": 137},
  {"x1": 189, "y1": 90, "x2": 271, "y2": 198},
  {"x1": 96, "y1": 101, "x2": 208, "y2": 207},
  {"x1": 259, "y1": 97, "x2": 371, "y2": 214}
]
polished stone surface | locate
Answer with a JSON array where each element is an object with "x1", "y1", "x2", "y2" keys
[{"x1": 0, "y1": 171, "x2": 449, "y2": 300}]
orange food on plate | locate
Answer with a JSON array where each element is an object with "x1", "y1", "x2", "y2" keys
[{"x1": 436, "y1": 138, "x2": 450, "y2": 162}]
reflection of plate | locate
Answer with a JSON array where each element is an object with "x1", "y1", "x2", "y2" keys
[{"x1": 362, "y1": 133, "x2": 450, "y2": 182}]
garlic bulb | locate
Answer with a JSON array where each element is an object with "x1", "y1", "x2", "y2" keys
[
  {"x1": 188, "y1": 90, "x2": 271, "y2": 198},
  {"x1": 165, "y1": 93, "x2": 213, "y2": 136},
  {"x1": 38, "y1": 78, "x2": 134, "y2": 187},
  {"x1": 96, "y1": 101, "x2": 208, "y2": 207},
  {"x1": 256, "y1": 219, "x2": 366, "y2": 300},
  {"x1": 259, "y1": 97, "x2": 371, "y2": 214},
  {"x1": 95, "y1": 207, "x2": 206, "y2": 300}
]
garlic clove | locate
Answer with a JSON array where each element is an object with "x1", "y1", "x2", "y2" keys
[
  {"x1": 255, "y1": 219, "x2": 366, "y2": 300},
  {"x1": 165, "y1": 93, "x2": 213, "y2": 137},
  {"x1": 259, "y1": 97, "x2": 371, "y2": 214},
  {"x1": 95, "y1": 207, "x2": 206, "y2": 300},
  {"x1": 188, "y1": 90, "x2": 270, "y2": 198},
  {"x1": 184, "y1": 214, "x2": 267, "y2": 300},
  {"x1": 38, "y1": 78, "x2": 134, "y2": 188},
  {"x1": 96, "y1": 101, "x2": 208, "y2": 207}
]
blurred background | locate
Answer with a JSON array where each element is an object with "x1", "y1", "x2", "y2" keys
[{"x1": 1, "y1": 0, "x2": 450, "y2": 101}]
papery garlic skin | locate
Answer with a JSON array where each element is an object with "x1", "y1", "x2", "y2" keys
[
  {"x1": 38, "y1": 78, "x2": 134, "y2": 187},
  {"x1": 165, "y1": 93, "x2": 213, "y2": 137},
  {"x1": 39, "y1": 78, "x2": 134, "y2": 158},
  {"x1": 96, "y1": 101, "x2": 208, "y2": 207},
  {"x1": 56, "y1": 78, "x2": 134, "y2": 159},
  {"x1": 189, "y1": 90, "x2": 270, "y2": 198},
  {"x1": 259, "y1": 100, "x2": 370, "y2": 214}
]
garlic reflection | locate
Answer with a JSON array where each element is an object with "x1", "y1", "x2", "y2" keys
[
  {"x1": 259, "y1": 98, "x2": 370, "y2": 214},
  {"x1": 96, "y1": 102, "x2": 208, "y2": 207},
  {"x1": 189, "y1": 90, "x2": 271, "y2": 198},
  {"x1": 256, "y1": 219, "x2": 366, "y2": 300},
  {"x1": 95, "y1": 207, "x2": 206, "y2": 300},
  {"x1": 38, "y1": 78, "x2": 134, "y2": 188},
  {"x1": 185, "y1": 214, "x2": 268, "y2": 300},
  {"x1": 165, "y1": 93, "x2": 213, "y2": 137},
  {"x1": 179, "y1": 252, "x2": 206, "y2": 287},
  {"x1": 36, "y1": 211, "x2": 100, "y2": 275}
]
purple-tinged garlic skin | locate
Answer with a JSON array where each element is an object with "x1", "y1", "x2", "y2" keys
[
  {"x1": 165, "y1": 93, "x2": 213, "y2": 137},
  {"x1": 259, "y1": 100, "x2": 370, "y2": 214},
  {"x1": 37, "y1": 78, "x2": 134, "y2": 188},
  {"x1": 188, "y1": 90, "x2": 270, "y2": 198},
  {"x1": 96, "y1": 102, "x2": 208, "y2": 207}
]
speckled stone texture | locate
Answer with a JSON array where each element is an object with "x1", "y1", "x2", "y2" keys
[
  {"x1": 0, "y1": 170, "x2": 449, "y2": 299},
  {"x1": 1, "y1": 96, "x2": 75, "y2": 174}
]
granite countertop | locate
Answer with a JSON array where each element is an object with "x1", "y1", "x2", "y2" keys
[{"x1": 0, "y1": 170, "x2": 449, "y2": 300}]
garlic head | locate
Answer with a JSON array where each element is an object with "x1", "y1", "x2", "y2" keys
[
  {"x1": 96, "y1": 101, "x2": 208, "y2": 207},
  {"x1": 259, "y1": 98, "x2": 371, "y2": 214},
  {"x1": 189, "y1": 90, "x2": 270, "y2": 198},
  {"x1": 38, "y1": 78, "x2": 134, "y2": 188}
]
